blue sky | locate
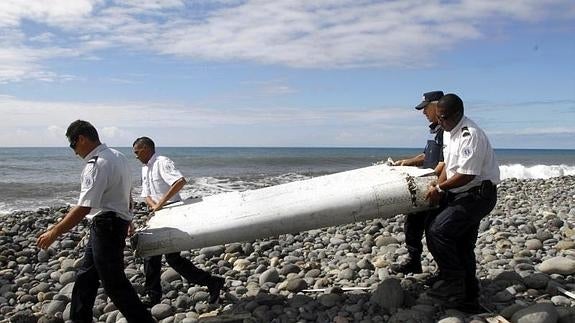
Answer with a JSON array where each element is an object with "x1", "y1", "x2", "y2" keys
[{"x1": 0, "y1": 0, "x2": 574, "y2": 148}]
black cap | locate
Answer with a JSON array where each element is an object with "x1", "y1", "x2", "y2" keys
[{"x1": 415, "y1": 91, "x2": 444, "y2": 110}]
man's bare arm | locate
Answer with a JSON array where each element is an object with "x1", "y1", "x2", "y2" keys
[{"x1": 37, "y1": 206, "x2": 91, "y2": 249}]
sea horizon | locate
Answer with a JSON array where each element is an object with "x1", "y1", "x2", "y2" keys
[
  {"x1": 0, "y1": 147, "x2": 575, "y2": 151},
  {"x1": 1, "y1": 146, "x2": 574, "y2": 214}
]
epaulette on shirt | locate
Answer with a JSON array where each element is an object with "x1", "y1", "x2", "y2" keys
[
  {"x1": 462, "y1": 126, "x2": 471, "y2": 137},
  {"x1": 87, "y1": 156, "x2": 98, "y2": 164}
]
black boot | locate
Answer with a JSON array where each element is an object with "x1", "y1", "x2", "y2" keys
[
  {"x1": 141, "y1": 294, "x2": 160, "y2": 308},
  {"x1": 427, "y1": 277, "x2": 466, "y2": 305},
  {"x1": 207, "y1": 276, "x2": 225, "y2": 304},
  {"x1": 390, "y1": 256, "x2": 422, "y2": 274},
  {"x1": 422, "y1": 271, "x2": 443, "y2": 287},
  {"x1": 455, "y1": 298, "x2": 484, "y2": 314}
]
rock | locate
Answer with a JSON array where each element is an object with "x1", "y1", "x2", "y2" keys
[
  {"x1": 371, "y1": 278, "x2": 404, "y2": 312},
  {"x1": 38, "y1": 250, "x2": 50, "y2": 263},
  {"x1": 58, "y1": 272, "x2": 76, "y2": 285},
  {"x1": 357, "y1": 258, "x2": 374, "y2": 270},
  {"x1": 388, "y1": 309, "x2": 433, "y2": 323},
  {"x1": 438, "y1": 317, "x2": 464, "y2": 323},
  {"x1": 151, "y1": 303, "x2": 175, "y2": 320},
  {"x1": 8, "y1": 310, "x2": 38, "y2": 323},
  {"x1": 375, "y1": 236, "x2": 399, "y2": 247},
  {"x1": 510, "y1": 303, "x2": 559, "y2": 323},
  {"x1": 37, "y1": 314, "x2": 64, "y2": 323},
  {"x1": 554, "y1": 240, "x2": 575, "y2": 250},
  {"x1": 318, "y1": 293, "x2": 341, "y2": 307},
  {"x1": 174, "y1": 295, "x2": 192, "y2": 308},
  {"x1": 199, "y1": 246, "x2": 225, "y2": 258},
  {"x1": 537, "y1": 257, "x2": 575, "y2": 275},
  {"x1": 557, "y1": 307, "x2": 575, "y2": 323},
  {"x1": 526, "y1": 239, "x2": 543, "y2": 250},
  {"x1": 29, "y1": 282, "x2": 51, "y2": 295},
  {"x1": 42, "y1": 300, "x2": 67, "y2": 316},
  {"x1": 551, "y1": 295, "x2": 571, "y2": 307},
  {"x1": 285, "y1": 278, "x2": 307, "y2": 292},
  {"x1": 161, "y1": 268, "x2": 181, "y2": 284},
  {"x1": 232, "y1": 259, "x2": 251, "y2": 271},
  {"x1": 259, "y1": 268, "x2": 279, "y2": 285},
  {"x1": 279, "y1": 263, "x2": 301, "y2": 275},
  {"x1": 501, "y1": 304, "x2": 527, "y2": 319},
  {"x1": 524, "y1": 273, "x2": 550, "y2": 289},
  {"x1": 337, "y1": 268, "x2": 354, "y2": 280}
]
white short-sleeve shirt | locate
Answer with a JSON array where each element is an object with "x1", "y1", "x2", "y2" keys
[
  {"x1": 77, "y1": 144, "x2": 133, "y2": 221},
  {"x1": 141, "y1": 154, "x2": 184, "y2": 203},
  {"x1": 443, "y1": 116, "x2": 500, "y2": 193}
]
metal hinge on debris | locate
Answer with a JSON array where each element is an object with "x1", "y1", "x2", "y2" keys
[{"x1": 405, "y1": 175, "x2": 418, "y2": 207}]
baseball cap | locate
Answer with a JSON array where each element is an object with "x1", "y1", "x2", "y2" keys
[{"x1": 415, "y1": 91, "x2": 444, "y2": 110}]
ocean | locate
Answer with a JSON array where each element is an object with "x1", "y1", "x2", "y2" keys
[{"x1": 1, "y1": 147, "x2": 574, "y2": 214}]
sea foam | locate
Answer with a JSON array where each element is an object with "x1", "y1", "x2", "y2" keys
[{"x1": 499, "y1": 164, "x2": 575, "y2": 180}]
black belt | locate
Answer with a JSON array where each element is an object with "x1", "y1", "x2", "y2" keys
[
  {"x1": 449, "y1": 180, "x2": 495, "y2": 199},
  {"x1": 95, "y1": 211, "x2": 118, "y2": 219}
]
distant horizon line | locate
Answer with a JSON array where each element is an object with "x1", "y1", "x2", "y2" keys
[{"x1": 1, "y1": 146, "x2": 575, "y2": 151}]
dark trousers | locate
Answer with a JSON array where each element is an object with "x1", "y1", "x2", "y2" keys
[
  {"x1": 404, "y1": 208, "x2": 440, "y2": 259},
  {"x1": 427, "y1": 186, "x2": 497, "y2": 299},
  {"x1": 70, "y1": 213, "x2": 155, "y2": 323},
  {"x1": 144, "y1": 252, "x2": 212, "y2": 301}
]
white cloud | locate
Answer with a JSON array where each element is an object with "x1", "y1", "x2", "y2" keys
[
  {"x1": 0, "y1": 0, "x2": 98, "y2": 27},
  {"x1": 47, "y1": 125, "x2": 65, "y2": 137},
  {"x1": 0, "y1": 0, "x2": 573, "y2": 82},
  {"x1": 489, "y1": 127, "x2": 575, "y2": 136},
  {"x1": 101, "y1": 126, "x2": 127, "y2": 139},
  {"x1": 0, "y1": 95, "x2": 418, "y2": 146},
  {"x1": 1, "y1": 94, "x2": 572, "y2": 148},
  {"x1": 28, "y1": 32, "x2": 56, "y2": 43}
]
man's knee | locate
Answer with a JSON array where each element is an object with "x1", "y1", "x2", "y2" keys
[
  {"x1": 165, "y1": 252, "x2": 184, "y2": 267},
  {"x1": 100, "y1": 275, "x2": 128, "y2": 298}
]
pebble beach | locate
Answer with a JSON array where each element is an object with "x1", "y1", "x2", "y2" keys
[{"x1": 2, "y1": 176, "x2": 575, "y2": 323}]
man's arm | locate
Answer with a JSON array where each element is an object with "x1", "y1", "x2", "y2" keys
[
  {"x1": 436, "y1": 172, "x2": 475, "y2": 191},
  {"x1": 145, "y1": 196, "x2": 158, "y2": 210},
  {"x1": 394, "y1": 153, "x2": 425, "y2": 167},
  {"x1": 426, "y1": 171, "x2": 475, "y2": 205},
  {"x1": 434, "y1": 162, "x2": 445, "y2": 177},
  {"x1": 152, "y1": 177, "x2": 187, "y2": 212},
  {"x1": 37, "y1": 206, "x2": 91, "y2": 250}
]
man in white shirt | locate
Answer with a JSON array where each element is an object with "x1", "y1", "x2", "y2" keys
[
  {"x1": 425, "y1": 94, "x2": 499, "y2": 311},
  {"x1": 133, "y1": 137, "x2": 225, "y2": 307},
  {"x1": 37, "y1": 120, "x2": 155, "y2": 323}
]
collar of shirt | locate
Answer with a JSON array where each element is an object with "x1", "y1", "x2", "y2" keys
[
  {"x1": 144, "y1": 153, "x2": 158, "y2": 168},
  {"x1": 83, "y1": 144, "x2": 107, "y2": 163},
  {"x1": 428, "y1": 123, "x2": 442, "y2": 134},
  {"x1": 448, "y1": 115, "x2": 468, "y2": 135}
]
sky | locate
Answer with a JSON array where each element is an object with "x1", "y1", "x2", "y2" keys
[{"x1": 0, "y1": 0, "x2": 574, "y2": 149}]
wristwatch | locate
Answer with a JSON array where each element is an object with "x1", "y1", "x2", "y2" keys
[{"x1": 435, "y1": 184, "x2": 444, "y2": 193}]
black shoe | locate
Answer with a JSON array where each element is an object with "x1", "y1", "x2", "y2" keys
[
  {"x1": 454, "y1": 298, "x2": 484, "y2": 314},
  {"x1": 422, "y1": 272, "x2": 443, "y2": 287},
  {"x1": 427, "y1": 278, "x2": 466, "y2": 302},
  {"x1": 390, "y1": 259, "x2": 422, "y2": 274},
  {"x1": 208, "y1": 276, "x2": 225, "y2": 304},
  {"x1": 141, "y1": 295, "x2": 160, "y2": 308}
]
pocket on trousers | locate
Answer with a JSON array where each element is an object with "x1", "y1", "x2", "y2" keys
[
  {"x1": 479, "y1": 181, "x2": 496, "y2": 199},
  {"x1": 92, "y1": 217, "x2": 127, "y2": 240}
]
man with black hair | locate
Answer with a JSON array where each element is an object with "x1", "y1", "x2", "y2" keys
[
  {"x1": 133, "y1": 137, "x2": 225, "y2": 307},
  {"x1": 37, "y1": 120, "x2": 155, "y2": 323},
  {"x1": 390, "y1": 90, "x2": 445, "y2": 275},
  {"x1": 425, "y1": 93, "x2": 499, "y2": 310}
]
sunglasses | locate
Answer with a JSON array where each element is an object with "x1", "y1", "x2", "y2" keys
[{"x1": 69, "y1": 137, "x2": 78, "y2": 150}]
